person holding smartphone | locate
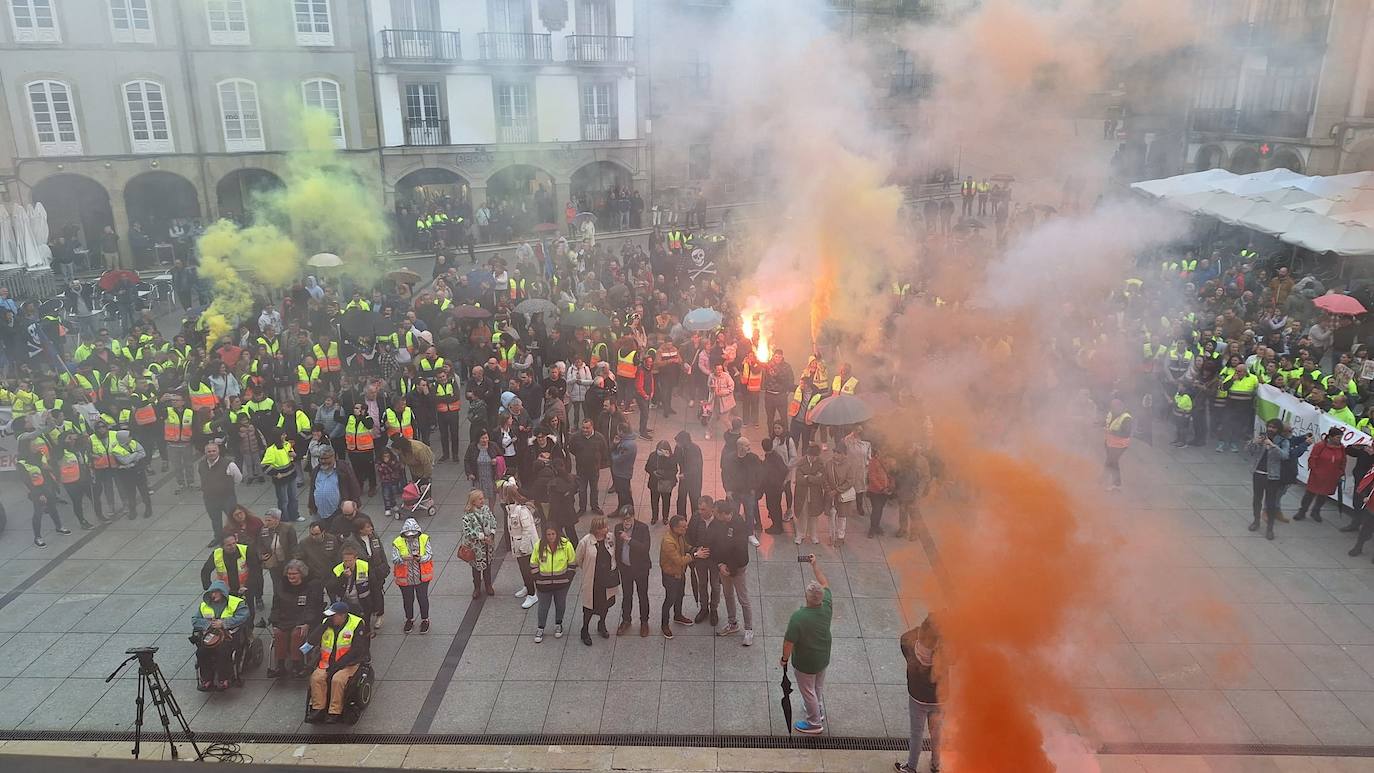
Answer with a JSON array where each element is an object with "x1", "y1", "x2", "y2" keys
[{"x1": 780, "y1": 555, "x2": 832, "y2": 735}]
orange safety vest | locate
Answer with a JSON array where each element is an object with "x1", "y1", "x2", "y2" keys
[
  {"x1": 1105, "y1": 412, "x2": 1132, "y2": 449},
  {"x1": 58, "y1": 451, "x2": 81, "y2": 484},
  {"x1": 435, "y1": 382, "x2": 461, "y2": 413},
  {"x1": 386, "y1": 407, "x2": 414, "y2": 439},
  {"x1": 297, "y1": 365, "x2": 321, "y2": 396},
  {"x1": 743, "y1": 361, "x2": 763, "y2": 392},
  {"x1": 20, "y1": 461, "x2": 45, "y2": 487},
  {"x1": 392, "y1": 534, "x2": 434, "y2": 583},
  {"x1": 90, "y1": 433, "x2": 115, "y2": 469},
  {"x1": 133, "y1": 403, "x2": 157, "y2": 426},
  {"x1": 616, "y1": 349, "x2": 638, "y2": 379},
  {"x1": 317, "y1": 614, "x2": 363, "y2": 670},
  {"x1": 164, "y1": 407, "x2": 193, "y2": 443},
  {"x1": 313, "y1": 342, "x2": 341, "y2": 373},
  {"x1": 189, "y1": 383, "x2": 217, "y2": 411},
  {"x1": 345, "y1": 416, "x2": 374, "y2": 452},
  {"x1": 213, "y1": 544, "x2": 250, "y2": 588}
]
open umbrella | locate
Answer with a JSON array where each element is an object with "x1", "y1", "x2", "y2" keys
[
  {"x1": 453, "y1": 304, "x2": 492, "y2": 320},
  {"x1": 307, "y1": 252, "x2": 343, "y2": 268},
  {"x1": 780, "y1": 668, "x2": 794, "y2": 735},
  {"x1": 573, "y1": 211, "x2": 597, "y2": 227},
  {"x1": 387, "y1": 267, "x2": 421, "y2": 285},
  {"x1": 809, "y1": 394, "x2": 873, "y2": 426},
  {"x1": 339, "y1": 308, "x2": 391, "y2": 339},
  {"x1": 1314, "y1": 293, "x2": 1368, "y2": 316},
  {"x1": 561, "y1": 308, "x2": 611, "y2": 329},
  {"x1": 98, "y1": 269, "x2": 141, "y2": 292},
  {"x1": 683, "y1": 307, "x2": 723, "y2": 332},
  {"x1": 515, "y1": 297, "x2": 557, "y2": 317}
]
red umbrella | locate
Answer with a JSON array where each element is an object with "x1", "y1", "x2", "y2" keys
[
  {"x1": 1314, "y1": 294, "x2": 1368, "y2": 316},
  {"x1": 97, "y1": 269, "x2": 140, "y2": 292}
]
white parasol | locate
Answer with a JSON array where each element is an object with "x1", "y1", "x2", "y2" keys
[
  {"x1": 0, "y1": 206, "x2": 15, "y2": 265},
  {"x1": 29, "y1": 202, "x2": 51, "y2": 269},
  {"x1": 11, "y1": 203, "x2": 39, "y2": 269}
]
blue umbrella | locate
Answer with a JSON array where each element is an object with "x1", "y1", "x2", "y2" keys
[{"x1": 683, "y1": 307, "x2": 723, "y2": 332}]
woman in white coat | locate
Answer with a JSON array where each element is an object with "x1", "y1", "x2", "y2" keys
[
  {"x1": 503, "y1": 481, "x2": 540, "y2": 609},
  {"x1": 574, "y1": 514, "x2": 619, "y2": 646}
]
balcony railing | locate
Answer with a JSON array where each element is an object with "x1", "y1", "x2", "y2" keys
[
  {"x1": 381, "y1": 29, "x2": 462, "y2": 61},
  {"x1": 1238, "y1": 110, "x2": 1312, "y2": 138},
  {"x1": 1190, "y1": 108, "x2": 1239, "y2": 133},
  {"x1": 478, "y1": 32, "x2": 551, "y2": 62},
  {"x1": 582, "y1": 118, "x2": 617, "y2": 141},
  {"x1": 566, "y1": 35, "x2": 634, "y2": 63},
  {"x1": 497, "y1": 121, "x2": 534, "y2": 143},
  {"x1": 403, "y1": 118, "x2": 449, "y2": 146}
]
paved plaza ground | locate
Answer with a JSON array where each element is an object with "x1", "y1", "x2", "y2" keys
[{"x1": 1, "y1": 404, "x2": 1374, "y2": 759}]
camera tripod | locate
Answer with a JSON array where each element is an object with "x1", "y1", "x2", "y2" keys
[{"x1": 106, "y1": 646, "x2": 202, "y2": 761}]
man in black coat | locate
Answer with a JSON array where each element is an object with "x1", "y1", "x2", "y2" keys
[
  {"x1": 613, "y1": 504, "x2": 653, "y2": 638},
  {"x1": 569, "y1": 418, "x2": 609, "y2": 514},
  {"x1": 706, "y1": 497, "x2": 754, "y2": 643},
  {"x1": 674, "y1": 430, "x2": 703, "y2": 518}
]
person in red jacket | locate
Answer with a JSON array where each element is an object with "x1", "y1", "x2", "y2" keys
[
  {"x1": 635, "y1": 354, "x2": 657, "y2": 440},
  {"x1": 1296, "y1": 427, "x2": 1347, "y2": 523}
]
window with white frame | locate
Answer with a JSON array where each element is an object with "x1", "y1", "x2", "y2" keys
[
  {"x1": 27, "y1": 80, "x2": 80, "y2": 155},
  {"x1": 302, "y1": 78, "x2": 345, "y2": 148},
  {"x1": 293, "y1": 0, "x2": 332, "y2": 46},
  {"x1": 124, "y1": 80, "x2": 172, "y2": 153},
  {"x1": 581, "y1": 83, "x2": 615, "y2": 141},
  {"x1": 109, "y1": 0, "x2": 153, "y2": 43},
  {"x1": 9, "y1": 0, "x2": 60, "y2": 42},
  {"x1": 495, "y1": 82, "x2": 531, "y2": 143},
  {"x1": 218, "y1": 79, "x2": 264, "y2": 152},
  {"x1": 206, "y1": 0, "x2": 248, "y2": 45}
]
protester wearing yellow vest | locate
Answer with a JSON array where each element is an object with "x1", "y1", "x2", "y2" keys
[
  {"x1": 306, "y1": 603, "x2": 369, "y2": 721},
  {"x1": 1103, "y1": 398, "x2": 1133, "y2": 491},
  {"x1": 20, "y1": 448, "x2": 66, "y2": 547},
  {"x1": 434, "y1": 374, "x2": 461, "y2": 461},
  {"x1": 192, "y1": 580, "x2": 249, "y2": 690},
  {"x1": 386, "y1": 400, "x2": 415, "y2": 440},
  {"x1": 1171, "y1": 387, "x2": 1194, "y2": 448},
  {"x1": 164, "y1": 396, "x2": 196, "y2": 494},
  {"x1": 391, "y1": 518, "x2": 434, "y2": 632},
  {"x1": 1219, "y1": 364, "x2": 1259, "y2": 453}
]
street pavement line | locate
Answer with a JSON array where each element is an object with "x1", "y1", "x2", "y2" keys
[{"x1": 0, "y1": 468, "x2": 178, "y2": 612}]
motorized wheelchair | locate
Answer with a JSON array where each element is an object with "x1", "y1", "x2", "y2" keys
[{"x1": 302, "y1": 656, "x2": 375, "y2": 726}]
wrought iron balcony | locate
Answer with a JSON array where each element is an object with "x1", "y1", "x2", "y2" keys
[
  {"x1": 582, "y1": 118, "x2": 617, "y2": 141},
  {"x1": 566, "y1": 35, "x2": 634, "y2": 63},
  {"x1": 403, "y1": 118, "x2": 449, "y2": 146},
  {"x1": 497, "y1": 121, "x2": 534, "y2": 143},
  {"x1": 380, "y1": 29, "x2": 462, "y2": 61},
  {"x1": 478, "y1": 32, "x2": 552, "y2": 62}
]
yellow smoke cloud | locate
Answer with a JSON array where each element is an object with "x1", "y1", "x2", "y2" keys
[{"x1": 196, "y1": 104, "x2": 389, "y2": 341}]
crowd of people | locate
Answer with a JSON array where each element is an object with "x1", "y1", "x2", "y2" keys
[
  {"x1": 1112, "y1": 245, "x2": 1374, "y2": 551},
  {"x1": 1, "y1": 221, "x2": 945, "y2": 762}
]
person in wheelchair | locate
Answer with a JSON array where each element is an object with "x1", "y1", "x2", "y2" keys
[
  {"x1": 191, "y1": 580, "x2": 250, "y2": 691},
  {"x1": 267, "y1": 559, "x2": 325, "y2": 679},
  {"x1": 305, "y1": 601, "x2": 371, "y2": 724}
]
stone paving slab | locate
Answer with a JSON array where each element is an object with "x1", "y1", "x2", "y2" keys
[{"x1": 1, "y1": 406, "x2": 1374, "y2": 747}]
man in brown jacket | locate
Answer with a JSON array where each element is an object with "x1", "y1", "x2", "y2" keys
[{"x1": 659, "y1": 515, "x2": 706, "y2": 638}]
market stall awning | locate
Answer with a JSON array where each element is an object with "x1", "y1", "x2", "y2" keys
[{"x1": 1130, "y1": 169, "x2": 1374, "y2": 256}]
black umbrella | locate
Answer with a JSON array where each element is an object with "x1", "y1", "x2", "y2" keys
[
  {"x1": 339, "y1": 308, "x2": 390, "y2": 340},
  {"x1": 561, "y1": 309, "x2": 612, "y2": 329},
  {"x1": 780, "y1": 667, "x2": 794, "y2": 734}
]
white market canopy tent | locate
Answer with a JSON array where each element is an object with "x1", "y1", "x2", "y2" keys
[{"x1": 1131, "y1": 169, "x2": 1374, "y2": 257}]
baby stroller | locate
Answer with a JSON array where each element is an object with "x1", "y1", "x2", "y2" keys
[{"x1": 401, "y1": 478, "x2": 437, "y2": 517}]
